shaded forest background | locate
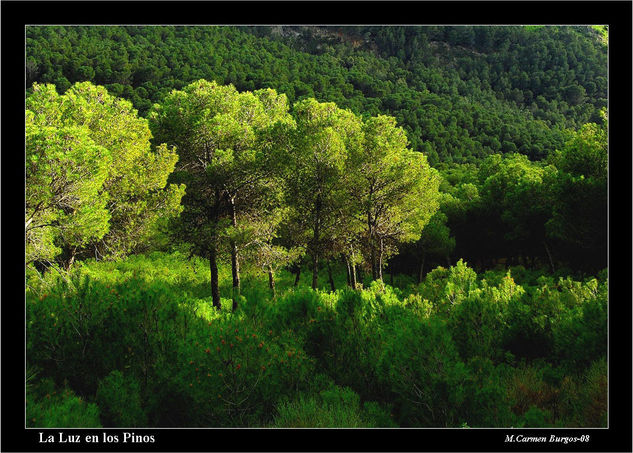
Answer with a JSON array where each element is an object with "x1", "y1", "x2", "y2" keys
[{"x1": 26, "y1": 25, "x2": 608, "y2": 274}]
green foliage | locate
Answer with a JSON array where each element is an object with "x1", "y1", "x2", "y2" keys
[
  {"x1": 24, "y1": 24, "x2": 607, "y2": 430},
  {"x1": 435, "y1": 135, "x2": 605, "y2": 273},
  {"x1": 546, "y1": 121, "x2": 607, "y2": 271},
  {"x1": 26, "y1": 275, "x2": 184, "y2": 395},
  {"x1": 271, "y1": 386, "x2": 395, "y2": 427},
  {"x1": 377, "y1": 315, "x2": 463, "y2": 426},
  {"x1": 519, "y1": 406, "x2": 552, "y2": 428},
  {"x1": 96, "y1": 371, "x2": 147, "y2": 427},
  {"x1": 27, "y1": 379, "x2": 101, "y2": 428},
  {"x1": 173, "y1": 316, "x2": 315, "y2": 426},
  {"x1": 352, "y1": 115, "x2": 441, "y2": 279},
  {"x1": 26, "y1": 25, "x2": 606, "y2": 164},
  {"x1": 26, "y1": 88, "x2": 112, "y2": 265},
  {"x1": 26, "y1": 249, "x2": 605, "y2": 428},
  {"x1": 149, "y1": 79, "x2": 295, "y2": 307},
  {"x1": 284, "y1": 98, "x2": 363, "y2": 287},
  {"x1": 569, "y1": 358, "x2": 607, "y2": 427},
  {"x1": 25, "y1": 82, "x2": 183, "y2": 266},
  {"x1": 552, "y1": 278, "x2": 607, "y2": 370}
]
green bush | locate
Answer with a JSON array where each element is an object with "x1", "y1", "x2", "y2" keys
[
  {"x1": 377, "y1": 316, "x2": 463, "y2": 426},
  {"x1": 447, "y1": 273, "x2": 523, "y2": 361},
  {"x1": 556, "y1": 358, "x2": 607, "y2": 427},
  {"x1": 24, "y1": 252, "x2": 607, "y2": 428},
  {"x1": 503, "y1": 362, "x2": 558, "y2": 425},
  {"x1": 271, "y1": 386, "x2": 394, "y2": 427},
  {"x1": 27, "y1": 379, "x2": 101, "y2": 428},
  {"x1": 518, "y1": 406, "x2": 552, "y2": 427},
  {"x1": 96, "y1": 370, "x2": 146, "y2": 427},
  {"x1": 27, "y1": 275, "x2": 185, "y2": 395},
  {"x1": 172, "y1": 315, "x2": 315, "y2": 426},
  {"x1": 552, "y1": 279, "x2": 607, "y2": 370}
]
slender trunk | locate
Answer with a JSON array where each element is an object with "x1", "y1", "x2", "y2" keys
[
  {"x1": 312, "y1": 253, "x2": 319, "y2": 290},
  {"x1": 445, "y1": 253, "x2": 451, "y2": 268},
  {"x1": 348, "y1": 245, "x2": 358, "y2": 289},
  {"x1": 64, "y1": 246, "x2": 77, "y2": 271},
  {"x1": 351, "y1": 262, "x2": 357, "y2": 289},
  {"x1": 294, "y1": 265, "x2": 301, "y2": 287},
  {"x1": 368, "y1": 211, "x2": 378, "y2": 280},
  {"x1": 268, "y1": 265, "x2": 276, "y2": 297},
  {"x1": 543, "y1": 241, "x2": 555, "y2": 273},
  {"x1": 327, "y1": 261, "x2": 335, "y2": 291},
  {"x1": 210, "y1": 189, "x2": 221, "y2": 310},
  {"x1": 377, "y1": 237, "x2": 384, "y2": 281},
  {"x1": 344, "y1": 256, "x2": 351, "y2": 287},
  {"x1": 370, "y1": 251, "x2": 378, "y2": 280},
  {"x1": 370, "y1": 249, "x2": 377, "y2": 280},
  {"x1": 312, "y1": 196, "x2": 321, "y2": 290},
  {"x1": 229, "y1": 197, "x2": 240, "y2": 311},
  {"x1": 209, "y1": 244, "x2": 220, "y2": 309},
  {"x1": 418, "y1": 251, "x2": 426, "y2": 284}
]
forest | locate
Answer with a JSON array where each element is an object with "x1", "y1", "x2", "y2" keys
[{"x1": 25, "y1": 25, "x2": 607, "y2": 428}]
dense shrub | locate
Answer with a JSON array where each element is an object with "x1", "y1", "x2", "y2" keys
[
  {"x1": 26, "y1": 275, "x2": 185, "y2": 395},
  {"x1": 271, "y1": 386, "x2": 393, "y2": 427},
  {"x1": 96, "y1": 371, "x2": 147, "y2": 427},
  {"x1": 552, "y1": 279, "x2": 607, "y2": 370},
  {"x1": 377, "y1": 315, "x2": 462, "y2": 426},
  {"x1": 556, "y1": 358, "x2": 607, "y2": 427},
  {"x1": 27, "y1": 379, "x2": 101, "y2": 428},
  {"x1": 504, "y1": 362, "x2": 559, "y2": 426},
  {"x1": 25, "y1": 252, "x2": 607, "y2": 428},
  {"x1": 171, "y1": 315, "x2": 315, "y2": 426}
]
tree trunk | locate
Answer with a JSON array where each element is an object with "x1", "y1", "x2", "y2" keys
[
  {"x1": 229, "y1": 197, "x2": 240, "y2": 311},
  {"x1": 64, "y1": 246, "x2": 78, "y2": 271},
  {"x1": 351, "y1": 262, "x2": 358, "y2": 289},
  {"x1": 368, "y1": 212, "x2": 378, "y2": 281},
  {"x1": 543, "y1": 241, "x2": 555, "y2": 273},
  {"x1": 312, "y1": 252, "x2": 319, "y2": 290},
  {"x1": 377, "y1": 237, "x2": 384, "y2": 281},
  {"x1": 370, "y1": 248, "x2": 377, "y2": 280},
  {"x1": 418, "y1": 251, "x2": 426, "y2": 284},
  {"x1": 344, "y1": 256, "x2": 351, "y2": 287},
  {"x1": 210, "y1": 189, "x2": 221, "y2": 310},
  {"x1": 348, "y1": 245, "x2": 358, "y2": 289},
  {"x1": 268, "y1": 265, "x2": 276, "y2": 297},
  {"x1": 209, "y1": 243, "x2": 220, "y2": 309},
  {"x1": 327, "y1": 261, "x2": 335, "y2": 291},
  {"x1": 312, "y1": 196, "x2": 321, "y2": 290},
  {"x1": 294, "y1": 265, "x2": 301, "y2": 287}
]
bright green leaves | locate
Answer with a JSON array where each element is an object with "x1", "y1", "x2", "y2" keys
[
  {"x1": 351, "y1": 114, "x2": 441, "y2": 279},
  {"x1": 149, "y1": 80, "x2": 295, "y2": 305},
  {"x1": 552, "y1": 121, "x2": 607, "y2": 180},
  {"x1": 26, "y1": 113, "x2": 112, "y2": 264},
  {"x1": 284, "y1": 99, "x2": 364, "y2": 287},
  {"x1": 151, "y1": 79, "x2": 293, "y2": 188},
  {"x1": 152, "y1": 83, "x2": 441, "y2": 289},
  {"x1": 479, "y1": 153, "x2": 553, "y2": 244},
  {"x1": 26, "y1": 82, "x2": 183, "y2": 265},
  {"x1": 284, "y1": 98, "x2": 442, "y2": 284},
  {"x1": 546, "y1": 121, "x2": 607, "y2": 268}
]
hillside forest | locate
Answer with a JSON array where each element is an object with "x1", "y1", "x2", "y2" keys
[{"x1": 25, "y1": 25, "x2": 607, "y2": 428}]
